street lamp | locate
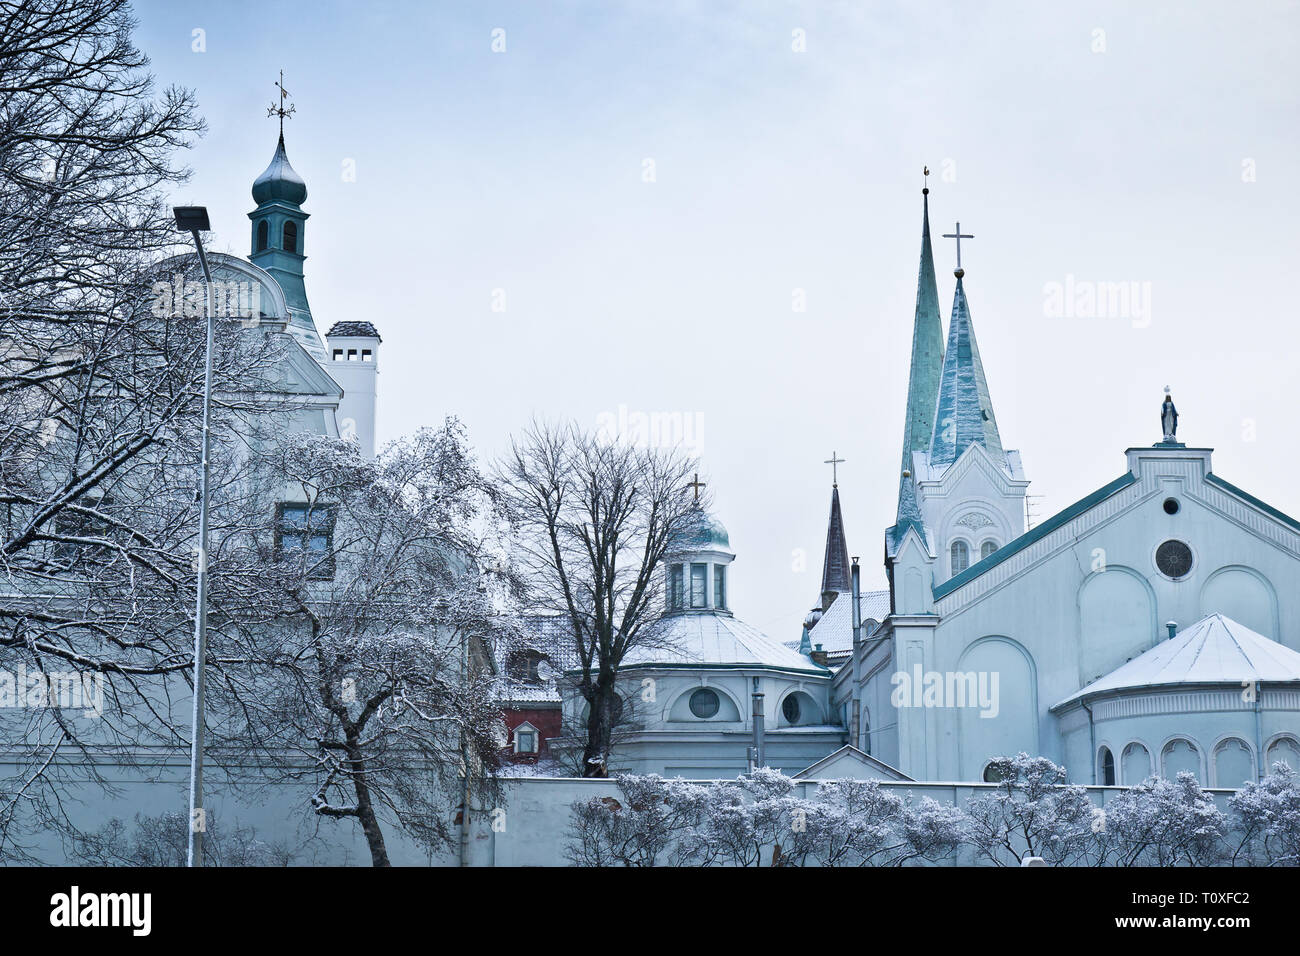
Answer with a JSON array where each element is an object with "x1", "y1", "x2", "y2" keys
[{"x1": 173, "y1": 205, "x2": 213, "y2": 867}]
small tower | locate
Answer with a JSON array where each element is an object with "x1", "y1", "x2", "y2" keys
[
  {"x1": 248, "y1": 134, "x2": 320, "y2": 355},
  {"x1": 324, "y1": 322, "x2": 381, "y2": 457}
]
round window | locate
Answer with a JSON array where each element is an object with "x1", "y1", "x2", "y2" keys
[
  {"x1": 782, "y1": 694, "x2": 801, "y2": 724},
  {"x1": 688, "y1": 688, "x2": 719, "y2": 719},
  {"x1": 1155, "y1": 539, "x2": 1194, "y2": 579},
  {"x1": 1163, "y1": 497, "x2": 1180, "y2": 515}
]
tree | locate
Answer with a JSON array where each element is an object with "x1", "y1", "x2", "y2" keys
[
  {"x1": 1088, "y1": 772, "x2": 1227, "y2": 867},
  {"x1": 0, "y1": 0, "x2": 277, "y2": 861},
  {"x1": 1230, "y1": 762, "x2": 1300, "y2": 866},
  {"x1": 498, "y1": 421, "x2": 699, "y2": 777},
  {"x1": 74, "y1": 810, "x2": 297, "y2": 866},
  {"x1": 205, "y1": 423, "x2": 520, "y2": 867},
  {"x1": 566, "y1": 770, "x2": 967, "y2": 867},
  {"x1": 965, "y1": 754, "x2": 1095, "y2": 866}
]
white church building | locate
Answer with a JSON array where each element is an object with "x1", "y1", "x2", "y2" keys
[{"x1": 558, "y1": 185, "x2": 1300, "y2": 790}]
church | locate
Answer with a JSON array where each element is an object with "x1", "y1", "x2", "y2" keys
[
  {"x1": 186, "y1": 118, "x2": 1300, "y2": 792},
  {"x1": 543, "y1": 184, "x2": 1300, "y2": 789}
]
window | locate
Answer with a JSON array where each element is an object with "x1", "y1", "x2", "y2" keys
[
  {"x1": 332, "y1": 348, "x2": 343, "y2": 361},
  {"x1": 982, "y1": 762, "x2": 1009, "y2": 783},
  {"x1": 1099, "y1": 746, "x2": 1116, "y2": 785},
  {"x1": 689, "y1": 688, "x2": 720, "y2": 719},
  {"x1": 361, "y1": 349, "x2": 372, "y2": 362},
  {"x1": 274, "y1": 502, "x2": 335, "y2": 580},
  {"x1": 714, "y1": 565, "x2": 726, "y2": 610},
  {"x1": 1163, "y1": 497, "x2": 1180, "y2": 515},
  {"x1": 981, "y1": 540, "x2": 997, "y2": 560},
  {"x1": 862, "y1": 713, "x2": 871, "y2": 755},
  {"x1": 507, "y1": 650, "x2": 547, "y2": 684},
  {"x1": 513, "y1": 723, "x2": 538, "y2": 754},
  {"x1": 256, "y1": 220, "x2": 269, "y2": 252},
  {"x1": 1155, "y1": 539, "x2": 1193, "y2": 579},
  {"x1": 950, "y1": 540, "x2": 970, "y2": 576},
  {"x1": 53, "y1": 497, "x2": 114, "y2": 563},
  {"x1": 782, "y1": 694, "x2": 801, "y2": 724},
  {"x1": 668, "y1": 564, "x2": 684, "y2": 610},
  {"x1": 347, "y1": 349, "x2": 358, "y2": 361},
  {"x1": 283, "y1": 221, "x2": 298, "y2": 253},
  {"x1": 690, "y1": 563, "x2": 707, "y2": 608}
]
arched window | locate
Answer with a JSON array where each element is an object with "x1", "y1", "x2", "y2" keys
[
  {"x1": 861, "y1": 712, "x2": 870, "y2": 755},
  {"x1": 256, "y1": 220, "x2": 268, "y2": 252},
  {"x1": 1214, "y1": 737, "x2": 1254, "y2": 788},
  {"x1": 1099, "y1": 746, "x2": 1116, "y2": 785},
  {"x1": 1122, "y1": 742, "x2": 1151, "y2": 785},
  {"x1": 283, "y1": 220, "x2": 298, "y2": 253},
  {"x1": 782, "y1": 694, "x2": 801, "y2": 724},
  {"x1": 1267, "y1": 736, "x2": 1300, "y2": 772},
  {"x1": 950, "y1": 540, "x2": 970, "y2": 576},
  {"x1": 981, "y1": 540, "x2": 997, "y2": 560}
]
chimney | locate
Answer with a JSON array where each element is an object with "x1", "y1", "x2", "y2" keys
[
  {"x1": 810, "y1": 643, "x2": 828, "y2": 666},
  {"x1": 850, "y1": 556, "x2": 863, "y2": 653},
  {"x1": 1165, "y1": 620, "x2": 1178, "y2": 641},
  {"x1": 749, "y1": 676, "x2": 765, "y2": 771}
]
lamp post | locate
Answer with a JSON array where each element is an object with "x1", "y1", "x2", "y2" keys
[{"x1": 173, "y1": 205, "x2": 213, "y2": 867}]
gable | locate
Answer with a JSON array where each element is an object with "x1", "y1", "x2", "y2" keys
[{"x1": 792, "y1": 745, "x2": 913, "y2": 781}]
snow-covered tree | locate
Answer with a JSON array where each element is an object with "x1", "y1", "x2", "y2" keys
[
  {"x1": 1086, "y1": 772, "x2": 1227, "y2": 867},
  {"x1": 206, "y1": 423, "x2": 521, "y2": 866},
  {"x1": 74, "y1": 810, "x2": 298, "y2": 866},
  {"x1": 498, "y1": 422, "x2": 700, "y2": 777},
  {"x1": 1230, "y1": 762, "x2": 1300, "y2": 866},
  {"x1": 965, "y1": 754, "x2": 1095, "y2": 866},
  {"x1": 567, "y1": 769, "x2": 967, "y2": 867}
]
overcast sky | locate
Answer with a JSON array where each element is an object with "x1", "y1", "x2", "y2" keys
[{"x1": 137, "y1": 0, "x2": 1300, "y2": 639}]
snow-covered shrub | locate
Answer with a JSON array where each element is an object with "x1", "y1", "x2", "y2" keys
[{"x1": 1230, "y1": 762, "x2": 1300, "y2": 866}]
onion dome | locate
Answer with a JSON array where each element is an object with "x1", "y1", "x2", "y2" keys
[
  {"x1": 675, "y1": 504, "x2": 731, "y2": 551},
  {"x1": 252, "y1": 134, "x2": 307, "y2": 206}
]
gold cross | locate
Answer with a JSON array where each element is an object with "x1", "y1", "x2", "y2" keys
[
  {"x1": 686, "y1": 473, "x2": 706, "y2": 502},
  {"x1": 267, "y1": 69, "x2": 296, "y2": 136}
]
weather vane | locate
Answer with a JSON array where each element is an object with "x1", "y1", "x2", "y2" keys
[{"x1": 267, "y1": 70, "x2": 296, "y2": 137}]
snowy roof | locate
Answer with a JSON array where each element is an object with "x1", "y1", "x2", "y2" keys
[
  {"x1": 928, "y1": 276, "x2": 1004, "y2": 468},
  {"x1": 325, "y1": 321, "x2": 381, "y2": 341},
  {"x1": 804, "y1": 589, "x2": 891, "y2": 656},
  {"x1": 1053, "y1": 613, "x2": 1300, "y2": 710},
  {"x1": 622, "y1": 612, "x2": 827, "y2": 675}
]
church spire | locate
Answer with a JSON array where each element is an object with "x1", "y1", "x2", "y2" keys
[
  {"x1": 928, "y1": 272, "x2": 1005, "y2": 468},
  {"x1": 820, "y1": 483, "x2": 851, "y2": 601},
  {"x1": 888, "y1": 180, "x2": 944, "y2": 553}
]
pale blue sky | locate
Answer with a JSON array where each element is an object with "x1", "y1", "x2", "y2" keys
[{"x1": 138, "y1": 0, "x2": 1300, "y2": 637}]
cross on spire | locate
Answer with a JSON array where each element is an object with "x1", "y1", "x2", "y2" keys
[
  {"x1": 267, "y1": 69, "x2": 296, "y2": 137},
  {"x1": 823, "y1": 450, "x2": 845, "y2": 486},
  {"x1": 687, "y1": 473, "x2": 706, "y2": 502},
  {"x1": 942, "y1": 221, "x2": 973, "y2": 277}
]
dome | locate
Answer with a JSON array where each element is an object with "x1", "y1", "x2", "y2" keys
[
  {"x1": 803, "y1": 607, "x2": 823, "y2": 629},
  {"x1": 674, "y1": 505, "x2": 730, "y2": 551},
  {"x1": 251, "y1": 134, "x2": 307, "y2": 206}
]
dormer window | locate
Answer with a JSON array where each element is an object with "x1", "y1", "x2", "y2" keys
[
  {"x1": 283, "y1": 221, "x2": 298, "y2": 253},
  {"x1": 513, "y1": 722, "x2": 539, "y2": 754}
]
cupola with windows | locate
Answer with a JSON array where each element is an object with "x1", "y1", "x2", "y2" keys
[{"x1": 664, "y1": 503, "x2": 734, "y2": 614}]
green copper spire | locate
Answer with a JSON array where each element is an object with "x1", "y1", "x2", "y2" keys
[
  {"x1": 928, "y1": 274, "x2": 1004, "y2": 468},
  {"x1": 898, "y1": 185, "x2": 945, "y2": 480},
  {"x1": 248, "y1": 123, "x2": 325, "y2": 360},
  {"x1": 888, "y1": 183, "x2": 944, "y2": 553}
]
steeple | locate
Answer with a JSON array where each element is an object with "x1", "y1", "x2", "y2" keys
[
  {"x1": 888, "y1": 181, "x2": 944, "y2": 554},
  {"x1": 928, "y1": 274, "x2": 1004, "y2": 468},
  {"x1": 247, "y1": 77, "x2": 324, "y2": 360},
  {"x1": 898, "y1": 181, "x2": 945, "y2": 480},
  {"x1": 820, "y1": 484, "x2": 851, "y2": 603}
]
